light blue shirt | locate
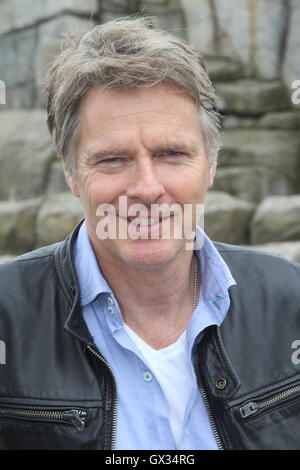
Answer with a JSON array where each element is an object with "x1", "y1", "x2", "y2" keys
[{"x1": 74, "y1": 221, "x2": 236, "y2": 450}]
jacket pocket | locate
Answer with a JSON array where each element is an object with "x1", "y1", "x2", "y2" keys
[
  {"x1": 227, "y1": 378, "x2": 300, "y2": 449},
  {"x1": 0, "y1": 402, "x2": 102, "y2": 449},
  {"x1": 239, "y1": 382, "x2": 300, "y2": 419},
  {"x1": 0, "y1": 405, "x2": 88, "y2": 430}
]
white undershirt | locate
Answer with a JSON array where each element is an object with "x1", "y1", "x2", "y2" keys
[{"x1": 124, "y1": 325, "x2": 195, "y2": 448}]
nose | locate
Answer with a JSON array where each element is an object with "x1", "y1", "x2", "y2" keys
[{"x1": 126, "y1": 158, "x2": 165, "y2": 205}]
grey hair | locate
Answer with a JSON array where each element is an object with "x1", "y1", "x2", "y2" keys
[{"x1": 46, "y1": 16, "x2": 221, "y2": 176}]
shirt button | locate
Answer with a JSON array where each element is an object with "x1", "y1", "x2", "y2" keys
[
  {"x1": 107, "y1": 296, "x2": 114, "y2": 306},
  {"x1": 215, "y1": 377, "x2": 227, "y2": 390},
  {"x1": 143, "y1": 371, "x2": 153, "y2": 382},
  {"x1": 107, "y1": 306, "x2": 114, "y2": 315}
]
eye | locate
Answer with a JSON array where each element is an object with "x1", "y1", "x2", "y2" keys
[
  {"x1": 94, "y1": 156, "x2": 130, "y2": 173},
  {"x1": 98, "y1": 157, "x2": 123, "y2": 164},
  {"x1": 162, "y1": 150, "x2": 183, "y2": 158},
  {"x1": 104, "y1": 157, "x2": 119, "y2": 163}
]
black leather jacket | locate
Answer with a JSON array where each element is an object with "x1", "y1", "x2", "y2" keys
[{"x1": 1, "y1": 220, "x2": 300, "y2": 450}]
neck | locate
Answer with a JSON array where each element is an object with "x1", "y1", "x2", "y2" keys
[{"x1": 93, "y1": 248, "x2": 200, "y2": 349}]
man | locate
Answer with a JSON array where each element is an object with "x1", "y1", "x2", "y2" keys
[{"x1": 1, "y1": 17, "x2": 300, "y2": 450}]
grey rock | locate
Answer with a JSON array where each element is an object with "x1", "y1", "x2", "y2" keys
[
  {"x1": 35, "y1": 192, "x2": 84, "y2": 248},
  {"x1": 144, "y1": 0, "x2": 182, "y2": 14},
  {"x1": 4, "y1": 82, "x2": 35, "y2": 110},
  {"x1": 216, "y1": 79, "x2": 289, "y2": 115},
  {"x1": 221, "y1": 115, "x2": 258, "y2": 129},
  {"x1": 283, "y1": 0, "x2": 300, "y2": 106},
  {"x1": 248, "y1": 241, "x2": 300, "y2": 264},
  {"x1": 255, "y1": 0, "x2": 287, "y2": 79},
  {"x1": 0, "y1": 197, "x2": 43, "y2": 255},
  {"x1": 213, "y1": 0, "x2": 252, "y2": 67},
  {"x1": 205, "y1": 56, "x2": 244, "y2": 82},
  {"x1": 204, "y1": 190, "x2": 254, "y2": 244},
  {"x1": 181, "y1": 0, "x2": 215, "y2": 54},
  {"x1": 219, "y1": 129, "x2": 300, "y2": 184},
  {"x1": 213, "y1": 166, "x2": 296, "y2": 205},
  {"x1": 0, "y1": 27, "x2": 38, "y2": 109},
  {"x1": 35, "y1": 15, "x2": 96, "y2": 107},
  {"x1": 99, "y1": 13, "x2": 122, "y2": 24},
  {"x1": 141, "y1": 0, "x2": 186, "y2": 40},
  {"x1": 151, "y1": 11, "x2": 185, "y2": 40},
  {"x1": 257, "y1": 111, "x2": 300, "y2": 130},
  {"x1": 251, "y1": 195, "x2": 300, "y2": 244},
  {"x1": 46, "y1": 160, "x2": 69, "y2": 195},
  {"x1": 0, "y1": 27, "x2": 37, "y2": 86},
  {"x1": 0, "y1": 0, "x2": 98, "y2": 34},
  {"x1": 0, "y1": 14, "x2": 95, "y2": 110},
  {"x1": 0, "y1": 110, "x2": 56, "y2": 200},
  {"x1": 212, "y1": 0, "x2": 290, "y2": 79}
]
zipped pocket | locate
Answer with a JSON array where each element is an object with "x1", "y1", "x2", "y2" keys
[
  {"x1": 0, "y1": 406, "x2": 88, "y2": 431},
  {"x1": 240, "y1": 383, "x2": 300, "y2": 419}
]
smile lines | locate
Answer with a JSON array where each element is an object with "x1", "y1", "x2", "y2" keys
[{"x1": 95, "y1": 196, "x2": 205, "y2": 250}]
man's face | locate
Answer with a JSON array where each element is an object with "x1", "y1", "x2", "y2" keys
[{"x1": 66, "y1": 81, "x2": 216, "y2": 268}]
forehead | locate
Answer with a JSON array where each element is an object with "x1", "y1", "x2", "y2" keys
[{"x1": 77, "y1": 82, "x2": 203, "y2": 150}]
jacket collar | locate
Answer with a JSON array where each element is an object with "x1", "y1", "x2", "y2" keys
[{"x1": 54, "y1": 219, "x2": 95, "y2": 345}]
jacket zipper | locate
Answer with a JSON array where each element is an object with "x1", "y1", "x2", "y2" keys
[
  {"x1": 86, "y1": 345, "x2": 118, "y2": 450},
  {"x1": 195, "y1": 366, "x2": 224, "y2": 450},
  {"x1": 240, "y1": 384, "x2": 300, "y2": 418},
  {"x1": 0, "y1": 407, "x2": 87, "y2": 430}
]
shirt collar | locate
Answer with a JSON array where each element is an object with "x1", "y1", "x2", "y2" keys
[
  {"x1": 195, "y1": 226, "x2": 236, "y2": 298},
  {"x1": 194, "y1": 225, "x2": 236, "y2": 326},
  {"x1": 73, "y1": 220, "x2": 113, "y2": 306}
]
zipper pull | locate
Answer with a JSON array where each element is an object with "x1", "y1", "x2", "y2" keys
[
  {"x1": 240, "y1": 401, "x2": 260, "y2": 418},
  {"x1": 63, "y1": 410, "x2": 87, "y2": 431}
]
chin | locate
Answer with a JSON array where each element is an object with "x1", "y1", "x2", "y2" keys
[{"x1": 118, "y1": 239, "x2": 183, "y2": 269}]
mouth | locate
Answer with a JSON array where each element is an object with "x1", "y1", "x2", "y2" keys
[
  {"x1": 126, "y1": 216, "x2": 163, "y2": 226},
  {"x1": 117, "y1": 214, "x2": 174, "y2": 234}
]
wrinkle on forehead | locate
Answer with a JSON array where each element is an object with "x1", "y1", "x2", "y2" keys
[
  {"x1": 78, "y1": 81, "x2": 196, "y2": 125},
  {"x1": 77, "y1": 81, "x2": 204, "y2": 159}
]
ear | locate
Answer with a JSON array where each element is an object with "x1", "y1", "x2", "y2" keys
[
  {"x1": 207, "y1": 162, "x2": 217, "y2": 189},
  {"x1": 63, "y1": 165, "x2": 80, "y2": 198}
]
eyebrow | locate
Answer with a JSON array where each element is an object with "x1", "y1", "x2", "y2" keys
[
  {"x1": 84, "y1": 142, "x2": 198, "y2": 161},
  {"x1": 158, "y1": 143, "x2": 198, "y2": 153},
  {"x1": 83, "y1": 148, "x2": 131, "y2": 162}
]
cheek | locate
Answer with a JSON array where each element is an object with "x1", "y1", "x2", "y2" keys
[
  {"x1": 168, "y1": 168, "x2": 208, "y2": 202},
  {"x1": 78, "y1": 173, "x2": 125, "y2": 211}
]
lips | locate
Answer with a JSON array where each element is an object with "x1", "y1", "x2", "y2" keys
[
  {"x1": 126, "y1": 214, "x2": 174, "y2": 224},
  {"x1": 127, "y1": 217, "x2": 160, "y2": 226}
]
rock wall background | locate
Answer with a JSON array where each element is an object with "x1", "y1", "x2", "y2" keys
[{"x1": 0, "y1": 0, "x2": 299, "y2": 262}]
